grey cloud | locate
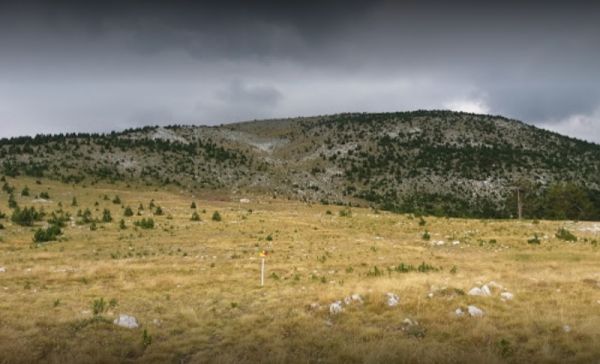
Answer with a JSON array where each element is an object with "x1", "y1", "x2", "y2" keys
[{"x1": 0, "y1": 0, "x2": 600, "y2": 142}]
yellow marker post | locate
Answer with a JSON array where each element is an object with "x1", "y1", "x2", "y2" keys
[{"x1": 259, "y1": 250, "x2": 267, "y2": 287}]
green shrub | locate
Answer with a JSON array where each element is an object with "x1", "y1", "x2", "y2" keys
[
  {"x1": 39, "y1": 191, "x2": 50, "y2": 199},
  {"x1": 112, "y1": 195, "x2": 121, "y2": 204},
  {"x1": 422, "y1": 231, "x2": 431, "y2": 240},
  {"x1": 212, "y1": 211, "x2": 222, "y2": 221},
  {"x1": 339, "y1": 207, "x2": 352, "y2": 217},
  {"x1": 123, "y1": 206, "x2": 134, "y2": 217},
  {"x1": 21, "y1": 186, "x2": 30, "y2": 196},
  {"x1": 71, "y1": 197, "x2": 78, "y2": 206},
  {"x1": 367, "y1": 266, "x2": 384, "y2": 277},
  {"x1": 527, "y1": 234, "x2": 541, "y2": 245},
  {"x1": 154, "y1": 206, "x2": 164, "y2": 216},
  {"x1": 8, "y1": 194, "x2": 17, "y2": 209},
  {"x1": 48, "y1": 211, "x2": 70, "y2": 227},
  {"x1": 191, "y1": 202, "x2": 197, "y2": 209},
  {"x1": 556, "y1": 228, "x2": 577, "y2": 242},
  {"x1": 134, "y1": 218, "x2": 155, "y2": 229},
  {"x1": 77, "y1": 208, "x2": 94, "y2": 224},
  {"x1": 12, "y1": 206, "x2": 43, "y2": 226},
  {"x1": 33, "y1": 225, "x2": 62, "y2": 243},
  {"x1": 119, "y1": 219, "x2": 126, "y2": 229},
  {"x1": 92, "y1": 298, "x2": 106, "y2": 315},
  {"x1": 191, "y1": 212, "x2": 201, "y2": 221},
  {"x1": 102, "y1": 209, "x2": 112, "y2": 223},
  {"x1": 142, "y1": 329, "x2": 152, "y2": 348}
]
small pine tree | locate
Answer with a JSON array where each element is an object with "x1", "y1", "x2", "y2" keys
[
  {"x1": 191, "y1": 211, "x2": 201, "y2": 221},
  {"x1": 8, "y1": 194, "x2": 17, "y2": 209},
  {"x1": 21, "y1": 186, "x2": 30, "y2": 197},
  {"x1": 102, "y1": 209, "x2": 112, "y2": 223},
  {"x1": 119, "y1": 219, "x2": 126, "y2": 229},
  {"x1": 212, "y1": 211, "x2": 222, "y2": 222},
  {"x1": 71, "y1": 197, "x2": 78, "y2": 206},
  {"x1": 191, "y1": 201, "x2": 197, "y2": 209},
  {"x1": 154, "y1": 206, "x2": 164, "y2": 216},
  {"x1": 123, "y1": 206, "x2": 134, "y2": 217},
  {"x1": 112, "y1": 195, "x2": 121, "y2": 204}
]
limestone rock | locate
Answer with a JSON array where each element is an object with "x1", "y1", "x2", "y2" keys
[
  {"x1": 386, "y1": 292, "x2": 400, "y2": 307},
  {"x1": 467, "y1": 305, "x2": 484, "y2": 317},
  {"x1": 329, "y1": 301, "x2": 343, "y2": 315},
  {"x1": 113, "y1": 314, "x2": 139, "y2": 329}
]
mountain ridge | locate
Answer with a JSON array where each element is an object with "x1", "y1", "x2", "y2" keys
[{"x1": 2, "y1": 110, "x2": 600, "y2": 219}]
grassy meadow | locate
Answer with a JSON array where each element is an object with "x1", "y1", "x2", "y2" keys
[{"x1": 1, "y1": 177, "x2": 600, "y2": 363}]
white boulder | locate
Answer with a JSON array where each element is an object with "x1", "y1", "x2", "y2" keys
[
  {"x1": 467, "y1": 305, "x2": 484, "y2": 317},
  {"x1": 0, "y1": 267, "x2": 5, "y2": 273},
  {"x1": 468, "y1": 285, "x2": 491, "y2": 296},
  {"x1": 481, "y1": 284, "x2": 492, "y2": 296},
  {"x1": 455, "y1": 308, "x2": 465, "y2": 317},
  {"x1": 468, "y1": 287, "x2": 484, "y2": 296},
  {"x1": 329, "y1": 301, "x2": 343, "y2": 315},
  {"x1": 386, "y1": 292, "x2": 400, "y2": 307},
  {"x1": 351, "y1": 293, "x2": 363, "y2": 303},
  {"x1": 500, "y1": 292, "x2": 514, "y2": 301},
  {"x1": 113, "y1": 314, "x2": 139, "y2": 329}
]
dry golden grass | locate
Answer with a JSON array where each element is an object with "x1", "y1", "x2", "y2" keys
[{"x1": 1, "y1": 177, "x2": 600, "y2": 363}]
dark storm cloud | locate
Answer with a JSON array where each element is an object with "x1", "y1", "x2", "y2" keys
[{"x1": 1, "y1": 0, "x2": 600, "y2": 141}]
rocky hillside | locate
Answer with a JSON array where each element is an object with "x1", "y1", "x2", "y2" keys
[{"x1": 2, "y1": 111, "x2": 600, "y2": 219}]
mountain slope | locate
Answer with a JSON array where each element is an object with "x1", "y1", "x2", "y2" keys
[{"x1": 2, "y1": 111, "x2": 600, "y2": 218}]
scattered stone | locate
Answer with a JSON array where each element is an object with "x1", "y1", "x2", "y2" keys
[
  {"x1": 427, "y1": 292, "x2": 434, "y2": 298},
  {"x1": 350, "y1": 293, "x2": 363, "y2": 303},
  {"x1": 452, "y1": 240, "x2": 460, "y2": 245},
  {"x1": 403, "y1": 317, "x2": 418, "y2": 326},
  {"x1": 481, "y1": 284, "x2": 492, "y2": 296},
  {"x1": 468, "y1": 287, "x2": 484, "y2": 296},
  {"x1": 469, "y1": 285, "x2": 492, "y2": 296},
  {"x1": 386, "y1": 292, "x2": 400, "y2": 307},
  {"x1": 0, "y1": 267, "x2": 5, "y2": 273},
  {"x1": 433, "y1": 240, "x2": 445, "y2": 246},
  {"x1": 113, "y1": 314, "x2": 139, "y2": 329},
  {"x1": 500, "y1": 292, "x2": 514, "y2": 301},
  {"x1": 152, "y1": 319, "x2": 161, "y2": 327},
  {"x1": 455, "y1": 308, "x2": 465, "y2": 317},
  {"x1": 563, "y1": 325, "x2": 572, "y2": 333},
  {"x1": 467, "y1": 305, "x2": 484, "y2": 317},
  {"x1": 239, "y1": 198, "x2": 251, "y2": 204},
  {"x1": 329, "y1": 301, "x2": 343, "y2": 315},
  {"x1": 309, "y1": 302, "x2": 320, "y2": 310}
]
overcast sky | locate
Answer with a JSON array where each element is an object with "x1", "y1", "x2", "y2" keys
[{"x1": 1, "y1": 0, "x2": 599, "y2": 142}]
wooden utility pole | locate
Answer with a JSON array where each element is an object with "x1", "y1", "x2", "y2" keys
[{"x1": 517, "y1": 188, "x2": 522, "y2": 219}]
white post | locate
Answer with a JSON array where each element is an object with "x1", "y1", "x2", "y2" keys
[{"x1": 260, "y1": 258, "x2": 265, "y2": 287}]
